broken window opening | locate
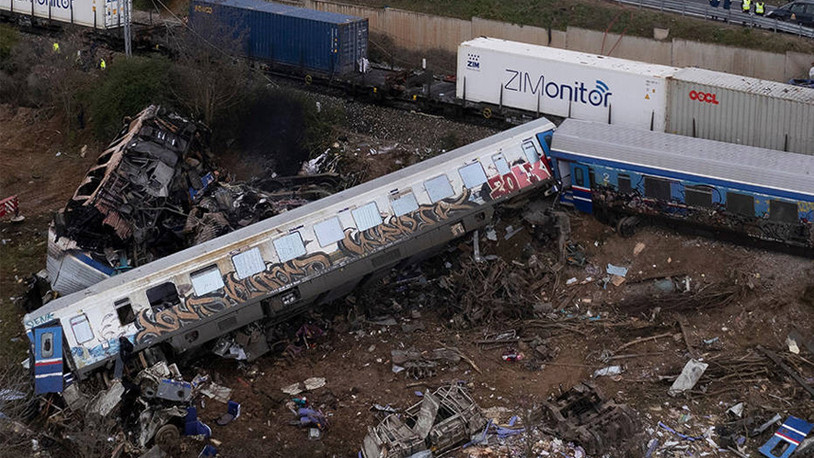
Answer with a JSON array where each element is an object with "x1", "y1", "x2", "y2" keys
[
  {"x1": 314, "y1": 217, "x2": 345, "y2": 247},
  {"x1": 726, "y1": 192, "x2": 755, "y2": 216},
  {"x1": 769, "y1": 199, "x2": 798, "y2": 223},
  {"x1": 391, "y1": 192, "x2": 419, "y2": 217},
  {"x1": 352, "y1": 202, "x2": 382, "y2": 232},
  {"x1": 190, "y1": 265, "x2": 224, "y2": 296},
  {"x1": 617, "y1": 174, "x2": 632, "y2": 194},
  {"x1": 232, "y1": 247, "x2": 266, "y2": 280},
  {"x1": 70, "y1": 314, "x2": 94, "y2": 344},
  {"x1": 41, "y1": 332, "x2": 54, "y2": 358},
  {"x1": 425, "y1": 175, "x2": 454, "y2": 203},
  {"x1": 273, "y1": 232, "x2": 306, "y2": 263},
  {"x1": 574, "y1": 168, "x2": 585, "y2": 187},
  {"x1": 685, "y1": 185, "x2": 714, "y2": 208},
  {"x1": 146, "y1": 282, "x2": 181, "y2": 313},
  {"x1": 115, "y1": 298, "x2": 136, "y2": 325},
  {"x1": 644, "y1": 176, "x2": 672, "y2": 201}
]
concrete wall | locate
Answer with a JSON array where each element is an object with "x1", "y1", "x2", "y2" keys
[{"x1": 302, "y1": 0, "x2": 814, "y2": 82}]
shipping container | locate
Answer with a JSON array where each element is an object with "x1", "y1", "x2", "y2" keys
[
  {"x1": 457, "y1": 38, "x2": 678, "y2": 131},
  {"x1": 189, "y1": 0, "x2": 367, "y2": 76},
  {"x1": 0, "y1": 0, "x2": 128, "y2": 29},
  {"x1": 666, "y1": 68, "x2": 814, "y2": 155}
]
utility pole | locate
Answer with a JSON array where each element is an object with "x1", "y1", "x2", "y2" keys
[{"x1": 123, "y1": 0, "x2": 132, "y2": 57}]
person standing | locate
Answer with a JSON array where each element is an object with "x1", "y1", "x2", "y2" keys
[
  {"x1": 809, "y1": 61, "x2": 814, "y2": 80},
  {"x1": 742, "y1": 0, "x2": 751, "y2": 13},
  {"x1": 755, "y1": 1, "x2": 765, "y2": 15},
  {"x1": 709, "y1": 0, "x2": 721, "y2": 19}
]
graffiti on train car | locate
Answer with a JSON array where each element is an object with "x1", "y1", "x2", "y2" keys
[
  {"x1": 134, "y1": 253, "x2": 332, "y2": 344},
  {"x1": 131, "y1": 190, "x2": 481, "y2": 344}
]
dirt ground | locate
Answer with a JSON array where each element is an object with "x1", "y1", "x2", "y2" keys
[{"x1": 1, "y1": 98, "x2": 814, "y2": 457}]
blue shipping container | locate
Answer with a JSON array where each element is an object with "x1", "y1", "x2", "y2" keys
[{"x1": 189, "y1": 0, "x2": 368, "y2": 76}]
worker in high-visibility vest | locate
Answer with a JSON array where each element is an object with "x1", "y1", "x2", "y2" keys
[
  {"x1": 52, "y1": 42, "x2": 60, "y2": 53},
  {"x1": 742, "y1": 0, "x2": 751, "y2": 13},
  {"x1": 100, "y1": 58, "x2": 106, "y2": 70},
  {"x1": 755, "y1": 1, "x2": 765, "y2": 15}
]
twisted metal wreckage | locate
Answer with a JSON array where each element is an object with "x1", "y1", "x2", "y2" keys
[{"x1": 44, "y1": 105, "x2": 335, "y2": 298}]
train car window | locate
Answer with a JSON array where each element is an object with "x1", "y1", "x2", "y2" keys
[
  {"x1": 146, "y1": 282, "x2": 181, "y2": 312},
  {"x1": 492, "y1": 154, "x2": 511, "y2": 176},
  {"x1": 352, "y1": 202, "x2": 382, "y2": 232},
  {"x1": 726, "y1": 192, "x2": 754, "y2": 216},
  {"x1": 685, "y1": 185, "x2": 713, "y2": 208},
  {"x1": 424, "y1": 175, "x2": 454, "y2": 203},
  {"x1": 458, "y1": 162, "x2": 488, "y2": 188},
  {"x1": 769, "y1": 200, "x2": 799, "y2": 223},
  {"x1": 391, "y1": 192, "x2": 419, "y2": 217},
  {"x1": 232, "y1": 247, "x2": 266, "y2": 280},
  {"x1": 644, "y1": 176, "x2": 672, "y2": 201},
  {"x1": 70, "y1": 314, "x2": 94, "y2": 344},
  {"x1": 522, "y1": 141, "x2": 540, "y2": 163},
  {"x1": 617, "y1": 174, "x2": 632, "y2": 194},
  {"x1": 190, "y1": 265, "x2": 225, "y2": 296},
  {"x1": 41, "y1": 332, "x2": 54, "y2": 358},
  {"x1": 314, "y1": 217, "x2": 345, "y2": 247},
  {"x1": 273, "y1": 232, "x2": 306, "y2": 262},
  {"x1": 574, "y1": 168, "x2": 585, "y2": 187},
  {"x1": 115, "y1": 298, "x2": 136, "y2": 325}
]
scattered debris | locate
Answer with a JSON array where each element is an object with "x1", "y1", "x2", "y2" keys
[
  {"x1": 668, "y1": 359, "x2": 709, "y2": 396},
  {"x1": 281, "y1": 377, "x2": 327, "y2": 396},
  {"x1": 215, "y1": 400, "x2": 241, "y2": 426},
  {"x1": 593, "y1": 365, "x2": 623, "y2": 377},
  {"x1": 758, "y1": 416, "x2": 812, "y2": 458}
]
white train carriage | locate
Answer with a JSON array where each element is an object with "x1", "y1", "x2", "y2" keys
[{"x1": 24, "y1": 117, "x2": 557, "y2": 392}]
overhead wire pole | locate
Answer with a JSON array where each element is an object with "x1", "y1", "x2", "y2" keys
[{"x1": 123, "y1": 0, "x2": 132, "y2": 57}]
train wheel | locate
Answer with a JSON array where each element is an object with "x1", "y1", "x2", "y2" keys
[
  {"x1": 616, "y1": 216, "x2": 639, "y2": 238},
  {"x1": 305, "y1": 74, "x2": 313, "y2": 85},
  {"x1": 482, "y1": 107, "x2": 492, "y2": 119},
  {"x1": 155, "y1": 424, "x2": 180, "y2": 451}
]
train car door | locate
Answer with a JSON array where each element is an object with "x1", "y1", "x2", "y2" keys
[
  {"x1": 33, "y1": 326, "x2": 63, "y2": 394},
  {"x1": 568, "y1": 162, "x2": 593, "y2": 214}
]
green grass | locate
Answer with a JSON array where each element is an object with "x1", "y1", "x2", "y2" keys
[{"x1": 348, "y1": 0, "x2": 814, "y2": 54}]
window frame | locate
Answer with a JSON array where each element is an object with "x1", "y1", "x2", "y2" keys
[
  {"x1": 232, "y1": 247, "x2": 266, "y2": 280},
  {"x1": 685, "y1": 185, "x2": 714, "y2": 208},
  {"x1": 390, "y1": 192, "x2": 419, "y2": 217},
  {"x1": 726, "y1": 192, "x2": 755, "y2": 216},
  {"x1": 273, "y1": 232, "x2": 307, "y2": 263},
  {"x1": 190, "y1": 265, "x2": 225, "y2": 297},
  {"x1": 644, "y1": 176, "x2": 672, "y2": 201},
  {"x1": 70, "y1": 314, "x2": 94, "y2": 345},
  {"x1": 424, "y1": 175, "x2": 455, "y2": 203},
  {"x1": 351, "y1": 202, "x2": 383, "y2": 232},
  {"x1": 115, "y1": 298, "x2": 136, "y2": 325},
  {"x1": 458, "y1": 162, "x2": 488, "y2": 189},
  {"x1": 314, "y1": 217, "x2": 346, "y2": 247}
]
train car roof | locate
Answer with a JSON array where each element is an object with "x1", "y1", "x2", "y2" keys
[
  {"x1": 26, "y1": 117, "x2": 555, "y2": 322},
  {"x1": 552, "y1": 119, "x2": 814, "y2": 197},
  {"x1": 460, "y1": 37, "x2": 678, "y2": 78},
  {"x1": 193, "y1": 0, "x2": 365, "y2": 24}
]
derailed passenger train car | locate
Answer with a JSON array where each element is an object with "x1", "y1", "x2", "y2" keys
[
  {"x1": 549, "y1": 119, "x2": 814, "y2": 249},
  {"x1": 23, "y1": 117, "x2": 556, "y2": 393}
]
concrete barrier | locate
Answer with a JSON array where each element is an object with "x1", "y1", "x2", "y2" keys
[{"x1": 302, "y1": 0, "x2": 814, "y2": 82}]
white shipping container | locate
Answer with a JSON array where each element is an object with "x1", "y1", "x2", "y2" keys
[
  {"x1": 457, "y1": 38, "x2": 678, "y2": 131},
  {"x1": 666, "y1": 68, "x2": 814, "y2": 156},
  {"x1": 0, "y1": 0, "x2": 129, "y2": 29}
]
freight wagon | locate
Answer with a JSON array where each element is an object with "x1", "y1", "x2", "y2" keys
[
  {"x1": 0, "y1": 0, "x2": 129, "y2": 29},
  {"x1": 456, "y1": 37, "x2": 814, "y2": 156},
  {"x1": 189, "y1": 0, "x2": 368, "y2": 77},
  {"x1": 549, "y1": 119, "x2": 814, "y2": 249},
  {"x1": 24, "y1": 116, "x2": 556, "y2": 393}
]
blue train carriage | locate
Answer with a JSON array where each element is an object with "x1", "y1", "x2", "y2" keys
[
  {"x1": 23, "y1": 118, "x2": 556, "y2": 393},
  {"x1": 547, "y1": 119, "x2": 814, "y2": 249}
]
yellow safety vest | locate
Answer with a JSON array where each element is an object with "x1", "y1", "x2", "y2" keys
[
  {"x1": 100, "y1": 59, "x2": 106, "y2": 70},
  {"x1": 52, "y1": 42, "x2": 60, "y2": 53},
  {"x1": 742, "y1": 0, "x2": 751, "y2": 11},
  {"x1": 755, "y1": 2, "x2": 764, "y2": 14}
]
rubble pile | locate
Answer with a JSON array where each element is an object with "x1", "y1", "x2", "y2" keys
[{"x1": 45, "y1": 105, "x2": 337, "y2": 296}]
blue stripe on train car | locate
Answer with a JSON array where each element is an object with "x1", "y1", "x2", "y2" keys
[{"x1": 189, "y1": 0, "x2": 368, "y2": 76}]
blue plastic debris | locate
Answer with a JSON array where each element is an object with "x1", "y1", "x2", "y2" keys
[
  {"x1": 298, "y1": 407, "x2": 327, "y2": 429},
  {"x1": 216, "y1": 400, "x2": 241, "y2": 426},
  {"x1": 185, "y1": 407, "x2": 212, "y2": 438},
  {"x1": 758, "y1": 416, "x2": 813, "y2": 458},
  {"x1": 658, "y1": 421, "x2": 703, "y2": 441},
  {"x1": 606, "y1": 264, "x2": 628, "y2": 277}
]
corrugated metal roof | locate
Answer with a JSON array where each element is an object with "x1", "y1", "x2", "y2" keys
[
  {"x1": 552, "y1": 119, "x2": 814, "y2": 196},
  {"x1": 673, "y1": 67, "x2": 814, "y2": 104},
  {"x1": 462, "y1": 37, "x2": 678, "y2": 77},
  {"x1": 196, "y1": 0, "x2": 364, "y2": 24}
]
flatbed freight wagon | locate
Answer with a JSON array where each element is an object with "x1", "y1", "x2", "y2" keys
[{"x1": 189, "y1": 0, "x2": 368, "y2": 77}]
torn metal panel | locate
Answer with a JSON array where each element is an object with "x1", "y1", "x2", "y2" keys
[{"x1": 413, "y1": 392, "x2": 440, "y2": 440}]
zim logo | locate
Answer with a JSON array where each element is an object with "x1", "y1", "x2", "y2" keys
[
  {"x1": 689, "y1": 90, "x2": 719, "y2": 105},
  {"x1": 466, "y1": 53, "x2": 480, "y2": 70}
]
